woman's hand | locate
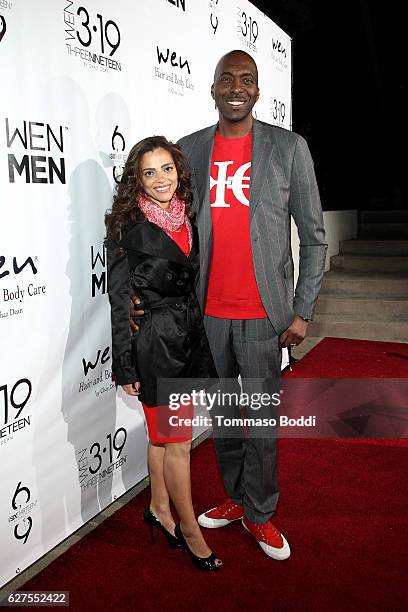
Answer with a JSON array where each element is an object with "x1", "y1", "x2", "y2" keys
[{"x1": 122, "y1": 382, "x2": 141, "y2": 396}]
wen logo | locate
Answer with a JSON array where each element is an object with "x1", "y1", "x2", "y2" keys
[
  {"x1": 82, "y1": 346, "x2": 110, "y2": 376},
  {"x1": 91, "y1": 245, "x2": 106, "y2": 297},
  {"x1": 166, "y1": 0, "x2": 185, "y2": 11},
  {"x1": 156, "y1": 45, "x2": 191, "y2": 74},
  {"x1": 0, "y1": 255, "x2": 38, "y2": 280},
  {"x1": 5, "y1": 118, "x2": 66, "y2": 184},
  {"x1": 272, "y1": 38, "x2": 287, "y2": 58}
]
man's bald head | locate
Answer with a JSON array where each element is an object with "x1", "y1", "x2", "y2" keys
[
  {"x1": 211, "y1": 50, "x2": 260, "y2": 132},
  {"x1": 213, "y1": 50, "x2": 258, "y2": 85}
]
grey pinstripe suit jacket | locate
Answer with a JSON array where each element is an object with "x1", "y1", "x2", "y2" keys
[{"x1": 178, "y1": 119, "x2": 327, "y2": 335}]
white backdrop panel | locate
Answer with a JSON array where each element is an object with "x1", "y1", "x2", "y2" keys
[{"x1": 0, "y1": 0, "x2": 291, "y2": 586}]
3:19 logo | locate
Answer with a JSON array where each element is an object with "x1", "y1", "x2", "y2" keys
[
  {"x1": 209, "y1": 0, "x2": 219, "y2": 35},
  {"x1": 0, "y1": 378, "x2": 32, "y2": 426},
  {"x1": 76, "y1": 6, "x2": 120, "y2": 56},
  {"x1": 239, "y1": 9, "x2": 258, "y2": 43},
  {"x1": 89, "y1": 427, "x2": 127, "y2": 474},
  {"x1": 271, "y1": 98, "x2": 286, "y2": 124}
]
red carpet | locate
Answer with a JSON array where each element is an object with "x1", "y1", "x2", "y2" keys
[
  {"x1": 288, "y1": 336, "x2": 408, "y2": 378},
  {"x1": 19, "y1": 339, "x2": 408, "y2": 610},
  {"x1": 285, "y1": 337, "x2": 408, "y2": 446}
]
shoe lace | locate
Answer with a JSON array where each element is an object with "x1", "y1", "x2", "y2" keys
[
  {"x1": 262, "y1": 521, "x2": 281, "y2": 539},
  {"x1": 221, "y1": 498, "x2": 238, "y2": 510},
  {"x1": 246, "y1": 518, "x2": 281, "y2": 540},
  {"x1": 218, "y1": 498, "x2": 238, "y2": 514}
]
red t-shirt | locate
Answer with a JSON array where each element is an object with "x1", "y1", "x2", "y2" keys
[
  {"x1": 169, "y1": 221, "x2": 190, "y2": 256},
  {"x1": 204, "y1": 131, "x2": 267, "y2": 319}
]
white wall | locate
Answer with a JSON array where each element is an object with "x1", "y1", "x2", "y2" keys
[{"x1": 291, "y1": 210, "x2": 358, "y2": 283}]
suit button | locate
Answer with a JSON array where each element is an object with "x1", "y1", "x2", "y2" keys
[
  {"x1": 165, "y1": 272, "x2": 173, "y2": 281},
  {"x1": 252, "y1": 234, "x2": 258, "y2": 242}
]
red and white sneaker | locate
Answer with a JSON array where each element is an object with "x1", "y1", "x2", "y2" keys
[
  {"x1": 198, "y1": 498, "x2": 244, "y2": 528},
  {"x1": 242, "y1": 516, "x2": 291, "y2": 560}
]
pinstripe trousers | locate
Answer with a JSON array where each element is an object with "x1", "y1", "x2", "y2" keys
[{"x1": 203, "y1": 315, "x2": 281, "y2": 524}]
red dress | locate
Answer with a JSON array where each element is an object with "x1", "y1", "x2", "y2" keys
[{"x1": 141, "y1": 221, "x2": 193, "y2": 443}]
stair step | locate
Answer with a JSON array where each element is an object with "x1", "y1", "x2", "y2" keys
[
  {"x1": 361, "y1": 210, "x2": 408, "y2": 223},
  {"x1": 317, "y1": 220, "x2": 408, "y2": 342},
  {"x1": 359, "y1": 223, "x2": 408, "y2": 239},
  {"x1": 315, "y1": 296, "x2": 408, "y2": 319},
  {"x1": 339, "y1": 240, "x2": 408, "y2": 256},
  {"x1": 331, "y1": 254, "x2": 408, "y2": 273},
  {"x1": 321, "y1": 271, "x2": 408, "y2": 298},
  {"x1": 308, "y1": 316, "x2": 408, "y2": 341}
]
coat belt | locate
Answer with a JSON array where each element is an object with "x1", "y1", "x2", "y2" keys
[{"x1": 145, "y1": 294, "x2": 197, "y2": 311}]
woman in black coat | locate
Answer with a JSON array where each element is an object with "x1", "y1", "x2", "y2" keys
[{"x1": 105, "y1": 136, "x2": 221, "y2": 570}]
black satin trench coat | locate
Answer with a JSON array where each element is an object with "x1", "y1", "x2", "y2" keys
[{"x1": 106, "y1": 218, "x2": 217, "y2": 407}]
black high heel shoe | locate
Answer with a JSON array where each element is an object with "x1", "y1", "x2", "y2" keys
[
  {"x1": 143, "y1": 508, "x2": 183, "y2": 548},
  {"x1": 174, "y1": 523, "x2": 222, "y2": 571}
]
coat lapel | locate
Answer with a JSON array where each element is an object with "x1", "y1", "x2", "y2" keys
[
  {"x1": 121, "y1": 220, "x2": 193, "y2": 268},
  {"x1": 249, "y1": 119, "x2": 275, "y2": 221}
]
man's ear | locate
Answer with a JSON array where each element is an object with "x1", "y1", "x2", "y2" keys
[
  {"x1": 211, "y1": 84, "x2": 217, "y2": 109},
  {"x1": 256, "y1": 88, "x2": 260, "y2": 103}
]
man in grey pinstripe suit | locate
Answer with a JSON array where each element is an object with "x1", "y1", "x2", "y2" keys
[{"x1": 178, "y1": 50, "x2": 327, "y2": 560}]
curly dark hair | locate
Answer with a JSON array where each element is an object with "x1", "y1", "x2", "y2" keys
[{"x1": 105, "y1": 135, "x2": 194, "y2": 241}]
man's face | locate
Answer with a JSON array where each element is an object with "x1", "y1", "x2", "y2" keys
[{"x1": 211, "y1": 52, "x2": 259, "y2": 123}]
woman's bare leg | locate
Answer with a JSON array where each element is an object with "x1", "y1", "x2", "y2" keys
[
  {"x1": 163, "y1": 440, "x2": 221, "y2": 564},
  {"x1": 147, "y1": 441, "x2": 176, "y2": 535}
]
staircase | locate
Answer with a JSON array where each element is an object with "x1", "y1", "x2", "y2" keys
[{"x1": 295, "y1": 210, "x2": 408, "y2": 357}]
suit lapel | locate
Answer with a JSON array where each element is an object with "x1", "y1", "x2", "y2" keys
[
  {"x1": 195, "y1": 125, "x2": 216, "y2": 256},
  {"x1": 193, "y1": 126, "x2": 217, "y2": 305},
  {"x1": 194, "y1": 120, "x2": 275, "y2": 225},
  {"x1": 249, "y1": 119, "x2": 274, "y2": 221}
]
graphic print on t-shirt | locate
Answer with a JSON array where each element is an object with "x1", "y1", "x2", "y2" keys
[
  {"x1": 205, "y1": 131, "x2": 268, "y2": 319},
  {"x1": 210, "y1": 160, "x2": 251, "y2": 207}
]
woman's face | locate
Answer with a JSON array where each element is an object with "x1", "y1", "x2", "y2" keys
[{"x1": 139, "y1": 147, "x2": 178, "y2": 209}]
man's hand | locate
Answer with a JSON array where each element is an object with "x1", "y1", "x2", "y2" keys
[
  {"x1": 279, "y1": 315, "x2": 309, "y2": 348},
  {"x1": 130, "y1": 295, "x2": 144, "y2": 334},
  {"x1": 122, "y1": 381, "x2": 141, "y2": 396}
]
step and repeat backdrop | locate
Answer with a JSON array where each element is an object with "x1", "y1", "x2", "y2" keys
[{"x1": 0, "y1": 0, "x2": 291, "y2": 586}]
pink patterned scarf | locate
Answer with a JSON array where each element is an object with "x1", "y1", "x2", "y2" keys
[{"x1": 137, "y1": 191, "x2": 192, "y2": 253}]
